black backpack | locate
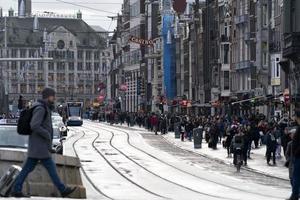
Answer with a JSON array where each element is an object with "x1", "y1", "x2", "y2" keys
[{"x1": 17, "y1": 105, "x2": 47, "y2": 135}]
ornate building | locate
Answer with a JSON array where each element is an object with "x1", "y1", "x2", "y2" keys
[{"x1": 0, "y1": 3, "x2": 107, "y2": 112}]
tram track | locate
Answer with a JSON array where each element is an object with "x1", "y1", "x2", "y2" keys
[
  {"x1": 70, "y1": 129, "x2": 114, "y2": 200},
  {"x1": 76, "y1": 127, "x2": 168, "y2": 200},
  {"x1": 86, "y1": 122, "x2": 287, "y2": 200},
  {"x1": 84, "y1": 125, "x2": 238, "y2": 200}
]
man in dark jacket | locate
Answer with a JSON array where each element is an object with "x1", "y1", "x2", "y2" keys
[
  {"x1": 12, "y1": 88, "x2": 76, "y2": 198},
  {"x1": 266, "y1": 127, "x2": 277, "y2": 165},
  {"x1": 288, "y1": 109, "x2": 300, "y2": 200}
]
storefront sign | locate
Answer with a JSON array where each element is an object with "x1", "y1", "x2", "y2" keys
[{"x1": 129, "y1": 36, "x2": 154, "y2": 46}]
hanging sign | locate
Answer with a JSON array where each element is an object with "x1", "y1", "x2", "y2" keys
[{"x1": 129, "y1": 36, "x2": 154, "y2": 46}]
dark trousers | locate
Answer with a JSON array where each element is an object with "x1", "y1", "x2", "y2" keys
[
  {"x1": 180, "y1": 132, "x2": 185, "y2": 141},
  {"x1": 13, "y1": 157, "x2": 66, "y2": 193},
  {"x1": 266, "y1": 149, "x2": 276, "y2": 164},
  {"x1": 292, "y1": 158, "x2": 300, "y2": 198}
]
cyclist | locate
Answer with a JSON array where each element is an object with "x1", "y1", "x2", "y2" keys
[{"x1": 231, "y1": 127, "x2": 245, "y2": 166}]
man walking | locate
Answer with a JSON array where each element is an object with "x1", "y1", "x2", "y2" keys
[
  {"x1": 266, "y1": 126, "x2": 277, "y2": 166},
  {"x1": 12, "y1": 88, "x2": 76, "y2": 198}
]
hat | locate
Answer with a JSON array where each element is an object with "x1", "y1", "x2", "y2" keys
[{"x1": 42, "y1": 87, "x2": 56, "y2": 99}]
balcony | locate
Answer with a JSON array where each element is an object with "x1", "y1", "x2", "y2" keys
[
  {"x1": 283, "y1": 33, "x2": 300, "y2": 60},
  {"x1": 235, "y1": 60, "x2": 252, "y2": 70},
  {"x1": 234, "y1": 14, "x2": 249, "y2": 25}
]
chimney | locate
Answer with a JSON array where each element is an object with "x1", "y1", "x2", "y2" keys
[
  {"x1": 8, "y1": 8, "x2": 14, "y2": 17},
  {"x1": 77, "y1": 10, "x2": 82, "y2": 19},
  {"x1": 33, "y1": 15, "x2": 39, "y2": 32},
  {"x1": 0, "y1": 7, "x2": 3, "y2": 17},
  {"x1": 19, "y1": 0, "x2": 25, "y2": 17}
]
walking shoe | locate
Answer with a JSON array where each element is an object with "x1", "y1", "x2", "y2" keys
[
  {"x1": 11, "y1": 191, "x2": 31, "y2": 198},
  {"x1": 61, "y1": 187, "x2": 77, "y2": 198}
]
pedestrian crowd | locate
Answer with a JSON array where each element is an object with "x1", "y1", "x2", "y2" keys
[{"x1": 92, "y1": 111, "x2": 300, "y2": 200}]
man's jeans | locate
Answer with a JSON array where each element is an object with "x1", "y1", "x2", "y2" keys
[
  {"x1": 13, "y1": 157, "x2": 66, "y2": 193},
  {"x1": 292, "y1": 158, "x2": 300, "y2": 198}
]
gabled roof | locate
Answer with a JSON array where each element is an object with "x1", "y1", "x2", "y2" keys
[{"x1": 0, "y1": 16, "x2": 106, "y2": 49}]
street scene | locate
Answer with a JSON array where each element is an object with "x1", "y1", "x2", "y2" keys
[{"x1": 1, "y1": 0, "x2": 300, "y2": 199}]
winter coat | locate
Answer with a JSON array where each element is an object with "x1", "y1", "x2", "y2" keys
[
  {"x1": 151, "y1": 116, "x2": 158, "y2": 126},
  {"x1": 28, "y1": 99, "x2": 53, "y2": 159},
  {"x1": 286, "y1": 141, "x2": 294, "y2": 180},
  {"x1": 266, "y1": 132, "x2": 277, "y2": 151},
  {"x1": 292, "y1": 126, "x2": 300, "y2": 158}
]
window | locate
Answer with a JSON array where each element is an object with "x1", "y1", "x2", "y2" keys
[
  {"x1": 224, "y1": 44, "x2": 229, "y2": 64},
  {"x1": 69, "y1": 73, "x2": 74, "y2": 82},
  {"x1": 11, "y1": 73, "x2": 17, "y2": 79},
  {"x1": 11, "y1": 49, "x2": 17, "y2": 58},
  {"x1": 20, "y1": 84, "x2": 26, "y2": 93},
  {"x1": 262, "y1": 5, "x2": 267, "y2": 27},
  {"x1": 11, "y1": 84, "x2": 17, "y2": 93},
  {"x1": 38, "y1": 73, "x2": 43, "y2": 81},
  {"x1": 94, "y1": 62, "x2": 99, "y2": 71},
  {"x1": 20, "y1": 61, "x2": 26, "y2": 70},
  {"x1": 67, "y1": 51, "x2": 74, "y2": 59},
  {"x1": 29, "y1": 84, "x2": 35, "y2": 93},
  {"x1": 276, "y1": 60, "x2": 280, "y2": 78},
  {"x1": 86, "y1": 51, "x2": 91, "y2": 60},
  {"x1": 273, "y1": 57, "x2": 280, "y2": 78},
  {"x1": 48, "y1": 62, "x2": 54, "y2": 71},
  {"x1": 94, "y1": 51, "x2": 100, "y2": 60},
  {"x1": 29, "y1": 49, "x2": 36, "y2": 57},
  {"x1": 78, "y1": 62, "x2": 83, "y2": 71},
  {"x1": 86, "y1": 62, "x2": 91, "y2": 71},
  {"x1": 57, "y1": 73, "x2": 65, "y2": 82},
  {"x1": 263, "y1": 52, "x2": 267, "y2": 66},
  {"x1": 224, "y1": 71, "x2": 230, "y2": 90},
  {"x1": 130, "y1": 1, "x2": 140, "y2": 18},
  {"x1": 78, "y1": 84, "x2": 84, "y2": 93},
  {"x1": 48, "y1": 73, "x2": 54, "y2": 81},
  {"x1": 94, "y1": 74, "x2": 99, "y2": 81},
  {"x1": 78, "y1": 51, "x2": 83, "y2": 59},
  {"x1": 11, "y1": 61, "x2": 17, "y2": 70},
  {"x1": 38, "y1": 62, "x2": 43, "y2": 70},
  {"x1": 20, "y1": 49, "x2": 26, "y2": 58},
  {"x1": 57, "y1": 62, "x2": 65, "y2": 71},
  {"x1": 37, "y1": 84, "x2": 44, "y2": 93},
  {"x1": 69, "y1": 62, "x2": 74, "y2": 71}
]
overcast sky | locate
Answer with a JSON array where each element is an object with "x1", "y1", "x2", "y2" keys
[{"x1": 0, "y1": 0, "x2": 123, "y2": 31}]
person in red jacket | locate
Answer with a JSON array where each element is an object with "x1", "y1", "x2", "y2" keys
[{"x1": 151, "y1": 114, "x2": 158, "y2": 135}]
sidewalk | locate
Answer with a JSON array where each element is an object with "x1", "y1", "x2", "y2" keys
[{"x1": 162, "y1": 132, "x2": 289, "y2": 180}]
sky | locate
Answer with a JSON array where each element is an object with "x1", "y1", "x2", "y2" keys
[{"x1": 0, "y1": 0, "x2": 123, "y2": 32}]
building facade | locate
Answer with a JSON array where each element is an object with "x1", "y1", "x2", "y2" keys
[{"x1": 0, "y1": 4, "x2": 108, "y2": 112}]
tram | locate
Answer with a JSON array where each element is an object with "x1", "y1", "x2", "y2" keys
[{"x1": 66, "y1": 102, "x2": 83, "y2": 126}]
